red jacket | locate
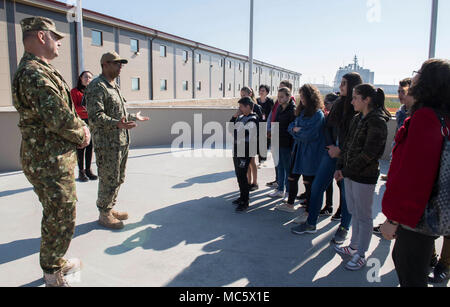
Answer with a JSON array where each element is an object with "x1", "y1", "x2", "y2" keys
[
  {"x1": 71, "y1": 88, "x2": 88, "y2": 120},
  {"x1": 382, "y1": 107, "x2": 450, "y2": 228}
]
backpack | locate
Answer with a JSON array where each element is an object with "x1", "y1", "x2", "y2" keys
[{"x1": 416, "y1": 111, "x2": 450, "y2": 236}]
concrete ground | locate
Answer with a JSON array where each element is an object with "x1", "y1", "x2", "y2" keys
[{"x1": 0, "y1": 146, "x2": 447, "y2": 287}]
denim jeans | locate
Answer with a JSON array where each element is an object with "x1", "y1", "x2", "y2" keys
[
  {"x1": 277, "y1": 147, "x2": 292, "y2": 193},
  {"x1": 306, "y1": 152, "x2": 352, "y2": 229}
]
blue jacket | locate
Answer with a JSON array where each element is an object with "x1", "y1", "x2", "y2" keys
[{"x1": 288, "y1": 110, "x2": 326, "y2": 176}]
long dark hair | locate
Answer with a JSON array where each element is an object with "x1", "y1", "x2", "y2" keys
[
  {"x1": 296, "y1": 84, "x2": 324, "y2": 117},
  {"x1": 327, "y1": 72, "x2": 363, "y2": 128},
  {"x1": 76, "y1": 71, "x2": 93, "y2": 92},
  {"x1": 409, "y1": 59, "x2": 450, "y2": 116},
  {"x1": 354, "y1": 84, "x2": 391, "y2": 118}
]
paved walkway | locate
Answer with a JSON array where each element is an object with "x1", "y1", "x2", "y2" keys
[{"x1": 0, "y1": 146, "x2": 447, "y2": 287}]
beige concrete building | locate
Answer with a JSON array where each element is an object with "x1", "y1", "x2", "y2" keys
[
  {"x1": 0, "y1": 0, "x2": 303, "y2": 171},
  {"x1": 0, "y1": 0, "x2": 301, "y2": 106}
]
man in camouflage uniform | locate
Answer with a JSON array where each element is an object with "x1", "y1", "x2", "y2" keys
[
  {"x1": 12, "y1": 17, "x2": 91, "y2": 287},
  {"x1": 85, "y1": 51, "x2": 149, "y2": 230}
]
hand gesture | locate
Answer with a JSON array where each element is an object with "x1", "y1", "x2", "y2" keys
[
  {"x1": 117, "y1": 117, "x2": 137, "y2": 130},
  {"x1": 136, "y1": 111, "x2": 150, "y2": 122}
]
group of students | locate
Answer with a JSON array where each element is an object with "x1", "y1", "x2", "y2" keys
[{"x1": 230, "y1": 58, "x2": 450, "y2": 286}]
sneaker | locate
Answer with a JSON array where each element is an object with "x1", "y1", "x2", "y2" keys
[
  {"x1": 249, "y1": 184, "x2": 259, "y2": 192},
  {"x1": 61, "y1": 258, "x2": 82, "y2": 276},
  {"x1": 266, "y1": 181, "x2": 278, "y2": 188},
  {"x1": 334, "y1": 245, "x2": 358, "y2": 257},
  {"x1": 291, "y1": 222, "x2": 317, "y2": 235},
  {"x1": 232, "y1": 198, "x2": 242, "y2": 205},
  {"x1": 320, "y1": 208, "x2": 333, "y2": 217},
  {"x1": 296, "y1": 193, "x2": 307, "y2": 203},
  {"x1": 293, "y1": 212, "x2": 309, "y2": 224},
  {"x1": 430, "y1": 255, "x2": 439, "y2": 268},
  {"x1": 44, "y1": 270, "x2": 70, "y2": 287},
  {"x1": 331, "y1": 213, "x2": 342, "y2": 221},
  {"x1": 275, "y1": 204, "x2": 296, "y2": 213},
  {"x1": 428, "y1": 262, "x2": 450, "y2": 284},
  {"x1": 332, "y1": 226, "x2": 348, "y2": 244},
  {"x1": 269, "y1": 190, "x2": 285, "y2": 198},
  {"x1": 236, "y1": 203, "x2": 249, "y2": 212},
  {"x1": 345, "y1": 254, "x2": 367, "y2": 271},
  {"x1": 373, "y1": 225, "x2": 382, "y2": 235}
]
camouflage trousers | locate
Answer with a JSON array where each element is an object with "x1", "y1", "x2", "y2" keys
[
  {"x1": 25, "y1": 172, "x2": 77, "y2": 274},
  {"x1": 95, "y1": 146, "x2": 129, "y2": 213}
]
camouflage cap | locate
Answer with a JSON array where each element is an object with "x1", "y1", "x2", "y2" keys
[
  {"x1": 20, "y1": 16, "x2": 65, "y2": 39},
  {"x1": 101, "y1": 51, "x2": 128, "y2": 65}
]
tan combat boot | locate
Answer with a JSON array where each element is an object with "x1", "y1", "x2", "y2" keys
[
  {"x1": 61, "y1": 258, "x2": 83, "y2": 276},
  {"x1": 44, "y1": 270, "x2": 69, "y2": 287},
  {"x1": 98, "y1": 211, "x2": 124, "y2": 229},
  {"x1": 111, "y1": 209, "x2": 129, "y2": 221}
]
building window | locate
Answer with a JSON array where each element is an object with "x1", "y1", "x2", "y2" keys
[
  {"x1": 196, "y1": 53, "x2": 201, "y2": 63},
  {"x1": 228, "y1": 61, "x2": 232, "y2": 69},
  {"x1": 228, "y1": 83, "x2": 232, "y2": 91},
  {"x1": 182, "y1": 50, "x2": 189, "y2": 63},
  {"x1": 160, "y1": 79, "x2": 167, "y2": 91},
  {"x1": 238, "y1": 63, "x2": 242, "y2": 72},
  {"x1": 131, "y1": 78, "x2": 140, "y2": 91},
  {"x1": 219, "y1": 83, "x2": 223, "y2": 91},
  {"x1": 196, "y1": 81, "x2": 202, "y2": 91},
  {"x1": 160, "y1": 45, "x2": 167, "y2": 57},
  {"x1": 182, "y1": 81, "x2": 188, "y2": 91},
  {"x1": 131, "y1": 39, "x2": 139, "y2": 53},
  {"x1": 92, "y1": 30, "x2": 102, "y2": 46}
]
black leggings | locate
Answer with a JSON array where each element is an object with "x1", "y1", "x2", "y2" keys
[
  {"x1": 77, "y1": 119, "x2": 93, "y2": 171},
  {"x1": 288, "y1": 174, "x2": 314, "y2": 211}
]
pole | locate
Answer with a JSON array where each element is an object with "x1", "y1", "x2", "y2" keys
[
  {"x1": 429, "y1": 0, "x2": 438, "y2": 59},
  {"x1": 76, "y1": 0, "x2": 85, "y2": 74},
  {"x1": 249, "y1": 0, "x2": 254, "y2": 89}
]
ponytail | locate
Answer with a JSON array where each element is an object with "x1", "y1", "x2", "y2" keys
[{"x1": 354, "y1": 84, "x2": 391, "y2": 118}]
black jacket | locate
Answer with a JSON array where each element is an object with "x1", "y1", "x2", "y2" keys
[
  {"x1": 230, "y1": 113, "x2": 259, "y2": 158},
  {"x1": 275, "y1": 102, "x2": 296, "y2": 148},
  {"x1": 337, "y1": 109, "x2": 390, "y2": 184},
  {"x1": 257, "y1": 97, "x2": 274, "y2": 122}
]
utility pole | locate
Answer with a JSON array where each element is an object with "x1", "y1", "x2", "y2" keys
[
  {"x1": 429, "y1": 0, "x2": 438, "y2": 59},
  {"x1": 76, "y1": 0, "x2": 85, "y2": 74},
  {"x1": 249, "y1": 0, "x2": 254, "y2": 89}
]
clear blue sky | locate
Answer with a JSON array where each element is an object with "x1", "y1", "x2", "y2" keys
[{"x1": 79, "y1": 0, "x2": 449, "y2": 86}]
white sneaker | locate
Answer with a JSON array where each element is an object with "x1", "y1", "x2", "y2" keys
[
  {"x1": 293, "y1": 212, "x2": 309, "y2": 224},
  {"x1": 275, "y1": 204, "x2": 296, "y2": 213},
  {"x1": 269, "y1": 190, "x2": 285, "y2": 198},
  {"x1": 345, "y1": 254, "x2": 367, "y2": 271}
]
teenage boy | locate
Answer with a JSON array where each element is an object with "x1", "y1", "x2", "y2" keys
[{"x1": 230, "y1": 97, "x2": 259, "y2": 212}]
